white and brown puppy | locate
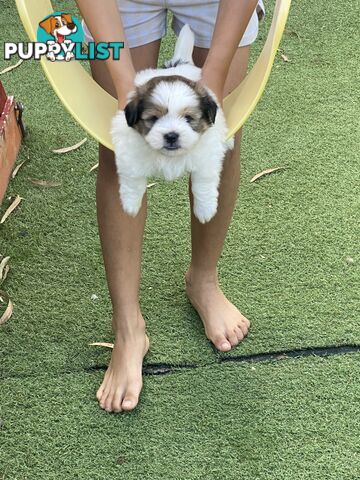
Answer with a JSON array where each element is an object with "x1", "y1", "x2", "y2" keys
[{"x1": 111, "y1": 25, "x2": 233, "y2": 223}]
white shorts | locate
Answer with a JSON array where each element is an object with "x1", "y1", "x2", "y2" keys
[{"x1": 83, "y1": 0, "x2": 265, "y2": 49}]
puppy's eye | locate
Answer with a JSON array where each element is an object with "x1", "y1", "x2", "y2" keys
[
  {"x1": 55, "y1": 22, "x2": 60, "y2": 27},
  {"x1": 185, "y1": 115, "x2": 194, "y2": 123},
  {"x1": 144, "y1": 116, "x2": 158, "y2": 124}
]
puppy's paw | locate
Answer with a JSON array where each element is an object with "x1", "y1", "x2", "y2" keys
[
  {"x1": 120, "y1": 195, "x2": 143, "y2": 217},
  {"x1": 193, "y1": 200, "x2": 218, "y2": 224}
]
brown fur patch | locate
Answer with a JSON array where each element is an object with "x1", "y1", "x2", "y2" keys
[
  {"x1": 178, "y1": 106, "x2": 208, "y2": 133},
  {"x1": 141, "y1": 104, "x2": 168, "y2": 121},
  {"x1": 132, "y1": 102, "x2": 168, "y2": 135}
]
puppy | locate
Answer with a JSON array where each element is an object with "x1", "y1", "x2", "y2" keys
[
  {"x1": 39, "y1": 13, "x2": 77, "y2": 61},
  {"x1": 111, "y1": 25, "x2": 233, "y2": 223}
]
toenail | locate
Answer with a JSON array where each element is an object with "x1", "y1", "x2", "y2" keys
[{"x1": 123, "y1": 400, "x2": 133, "y2": 408}]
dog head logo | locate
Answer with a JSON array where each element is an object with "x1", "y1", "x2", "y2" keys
[
  {"x1": 39, "y1": 13, "x2": 77, "y2": 43},
  {"x1": 37, "y1": 12, "x2": 83, "y2": 61}
]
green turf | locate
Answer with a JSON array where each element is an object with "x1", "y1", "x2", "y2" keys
[
  {"x1": 1, "y1": 1, "x2": 360, "y2": 477},
  {"x1": 1, "y1": 354, "x2": 360, "y2": 479},
  {"x1": 1, "y1": 0, "x2": 359, "y2": 377}
]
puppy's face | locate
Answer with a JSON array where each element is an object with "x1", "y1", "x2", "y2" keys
[{"x1": 125, "y1": 75, "x2": 218, "y2": 156}]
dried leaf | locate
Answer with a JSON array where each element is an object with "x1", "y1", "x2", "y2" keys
[
  {"x1": 0, "y1": 290, "x2": 13, "y2": 325},
  {"x1": 147, "y1": 182, "x2": 157, "y2": 188},
  {"x1": 52, "y1": 138, "x2": 87, "y2": 154},
  {"x1": 11, "y1": 160, "x2": 27, "y2": 179},
  {"x1": 0, "y1": 256, "x2": 10, "y2": 284},
  {"x1": 29, "y1": 178, "x2": 62, "y2": 187},
  {"x1": 281, "y1": 53, "x2": 290, "y2": 62},
  {"x1": 89, "y1": 342, "x2": 114, "y2": 349},
  {"x1": 89, "y1": 162, "x2": 98, "y2": 172},
  {"x1": 250, "y1": 167, "x2": 285, "y2": 183},
  {"x1": 2, "y1": 265, "x2": 10, "y2": 284},
  {"x1": 23, "y1": 145, "x2": 31, "y2": 160},
  {"x1": 0, "y1": 195, "x2": 23, "y2": 224},
  {"x1": 0, "y1": 59, "x2": 23, "y2": 75}
]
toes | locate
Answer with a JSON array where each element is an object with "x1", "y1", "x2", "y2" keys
[
  {"x1": 98, "y1": 381, "x2": 142, "y2": 413},
  {"x1": 102, "y1": 387, "x2": 126, "y2": 413},
  {"x1": 112, "y1": 388, "x2": 124, "y2": 413},
  {"x1": 96, "y1": 381, "x2": 107, "y2": 402},
  {"x1": 99, "y1": 386, "x2": 111, "y2": 410},
  {"x1": 122, "y1": 396, "x2": 138, "y2": 411},
  {"x1": 212, "y1": 325, "x2": 247, "y2": 351},
  {"x1": 104, "y1": 390, "x2": 116, "y2": 412},
  {"x1": 96, "y1": 368, "x2": 112, "y2": 402},
  {"x1": 122, "y1": 383, "x2": 142, "y2": 411},
  {"x1": 235, "y1": 326, "x2": 244, "y2": 342},
  {"x1": 96, "y1": 386, "x2": 104, "y2": 402},
  {"x1": 239, "y1": 324, "x2": 249, "y2": 337},
  {"x1": 213, "y1": 335, "x2": 232, "y2": 352},
  {"x1": 240, "y1": 317, "x2": 251, "y2": 332},
  {"x1": 228, "y1": 331, "x2": 239, "y2": 347}
]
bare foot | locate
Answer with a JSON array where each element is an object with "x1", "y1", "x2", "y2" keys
[
  {"x1": 185, "y1": 269, "x2": 250, "y2": 352},
  {"x1": 96, "y1": 310, "x2": 149, "y2": 413}
]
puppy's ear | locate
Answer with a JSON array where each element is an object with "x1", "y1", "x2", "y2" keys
[
  {"x1": 200, "y1": 93, "x2": 218, "y2": 125},
  {"x1": 39, "y1": 16, "x2": 56, "y2": 35},
  {"x1": 124, "y1": 96, "x2": 143, "y2": 127}
]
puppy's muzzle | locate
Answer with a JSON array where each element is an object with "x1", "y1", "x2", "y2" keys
[{"x1": 163, "y1": 131, "x2": 180, "y2": 150}]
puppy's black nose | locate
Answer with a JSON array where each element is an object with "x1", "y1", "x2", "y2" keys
[
  {"x1": 68, "y1": 22, "x2": 76, "y2": 30},
  {"x1": 164, "y1": 131, "x2": 179, "y2": 145}
]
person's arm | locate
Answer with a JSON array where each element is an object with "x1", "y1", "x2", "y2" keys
[
  {"x1": 75, "y1": 0, "x2": 135, "y2": 108},
  {"x1": 201, "y1": 0, "x2": 259, "y2": 101}
]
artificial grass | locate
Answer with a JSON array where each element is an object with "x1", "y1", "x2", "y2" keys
[
  {"x1": 1, "y1": 354, "x2": 360, "y2": 479},
  {"x1": 1, "y1": 2, "x2": 360, "y2": 477},
  {"x1": 0, "y1": 0, "x2": 359, "y2": 380}
]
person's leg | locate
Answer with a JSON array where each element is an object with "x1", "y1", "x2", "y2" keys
[
  {"x1": 91, "y1": 39, "x2": 161, "y2": 412},
  {"x1": 186, "y1": 46, "x2": 251, "y2": 352}
]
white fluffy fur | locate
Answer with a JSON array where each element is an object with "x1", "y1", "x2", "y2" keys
[{"x1": 111, "y1": 25, "x2": 233, "y2": 223}]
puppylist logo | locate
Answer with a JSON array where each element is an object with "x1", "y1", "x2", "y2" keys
[{"x1": 4, "y1": 11, "x2": 124, "y2": 62}]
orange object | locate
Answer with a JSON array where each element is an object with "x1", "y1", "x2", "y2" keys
[{"x1": 0, "y1": 82, "x2": 25, "y2": 204}]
